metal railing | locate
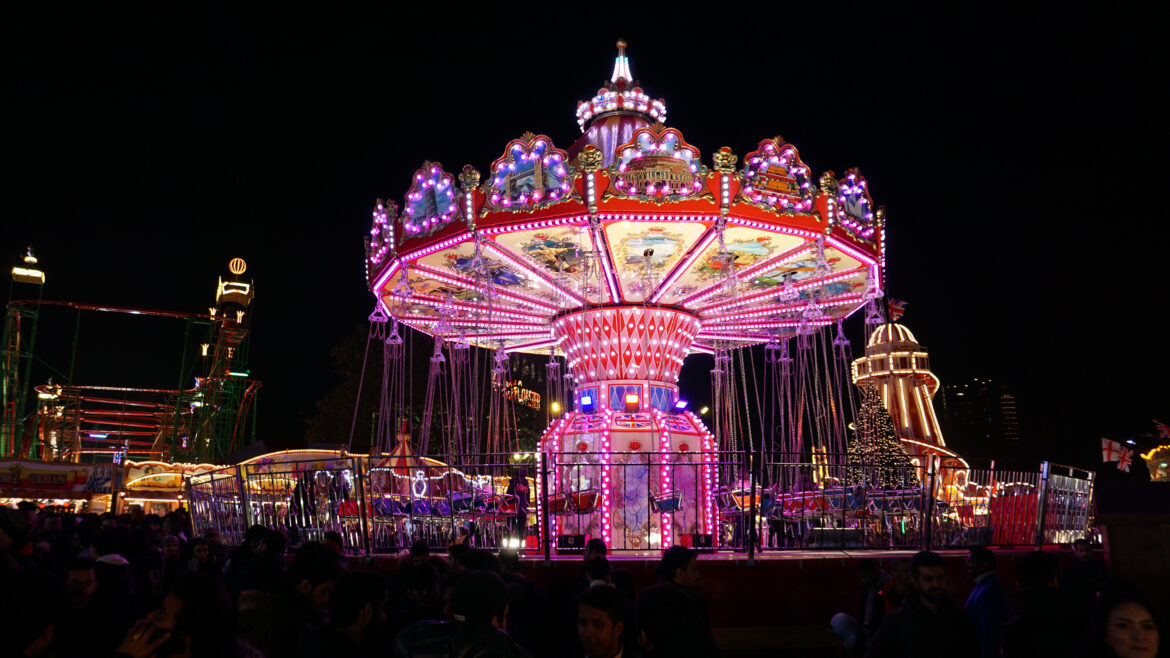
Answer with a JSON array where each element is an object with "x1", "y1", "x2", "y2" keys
[{"x1": 186, "y1": 450, "x2": 1095, "y2": 556}]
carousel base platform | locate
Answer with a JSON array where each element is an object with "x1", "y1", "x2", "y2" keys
[{"x1": 359, "y1": 547, "x2": 1074, "y2": 657}]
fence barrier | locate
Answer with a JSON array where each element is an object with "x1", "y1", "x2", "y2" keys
[{"x1": 185, "y1": 451, "x2": 1095, "y2": 556}]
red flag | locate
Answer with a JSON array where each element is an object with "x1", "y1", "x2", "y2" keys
[
  {"x1": 1154, "y1": 419, "x2": 1170, "y2": 440},
  {"x1": 1117, "y1": 448, "x2": 1134, "y2": 472},
  {"x1": 887, "y1": 298, "x2": 907, "y2": 321},
  {"x1": 1101, "y1": 438, "x2": 1122, "y2": 462}
]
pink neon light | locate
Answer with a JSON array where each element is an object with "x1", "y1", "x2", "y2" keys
[
  {"x1": 410, "y1": 263, "x2": 560, "y2": 313},
  {"x1": 680, "y1": 242, "x2": 819, "y2": 308},
  {"x1": 482, "y1": 242, "x2": 586, "y2": 305},
  {"x1": 648, "y1": 227, "x2": 718, "y2": 303},
  {"x1": 372, "y1": 259, "x2": 402, "y2": 296},
  {"x1": 698, "y1": 266, "x2": 869, "y2": 316},
  {"x1": 591, "y1": 225, "x2": 622, "y2": 303},
  {"x1": 480, "y1": 215, "x2": 588, "y2": 236},
  {"x1": 688, "y1": 343, "x2": 717, "y2": 355},
  {"x1": 381, "y1": 290, "x2": 550, "y2": 323},
  {"x1": 701, "y1": 293, "x2": 865, "y2": 324},
  {"x1": 504, "y1": 338, "x2": 559, "y2": 353},
  {"x1": 825, "y1": 235, "x2": 879, "y2": 267},
  {"x1": 396, "y1": 231, "x2": 472, "y2": 262}
]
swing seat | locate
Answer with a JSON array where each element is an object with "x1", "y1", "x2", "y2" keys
[
  {"x1": 572, "y1": 490, "x2": 600, "y2": 513},
  {"x1": 432, "y1": 500, "x2": 452, "y2": 516},
  {"x1": 652, "y1": 491, "x2": 682, "y2": 513},
  {"x1": 547, "y1": 493, "x2": 570, "y2": 514},
  {"x1": 411, "y1": 500, "x2": 431, "y2": 515}
]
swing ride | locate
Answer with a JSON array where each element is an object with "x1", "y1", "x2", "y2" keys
[{"x1": 361, "y1": 42, "x2": 890, "y2": 551}]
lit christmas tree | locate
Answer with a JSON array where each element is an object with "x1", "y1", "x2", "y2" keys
[{"x1": 845, "y1": 384, "x2": 920, "y2": 489}]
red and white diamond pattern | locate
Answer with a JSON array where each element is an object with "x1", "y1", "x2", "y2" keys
[{"x1": 552, "y1": 307, "x2": 699, "y2": 385}]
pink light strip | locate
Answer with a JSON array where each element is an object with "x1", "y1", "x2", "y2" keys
[
  {"x1": 435, "y1": 330, "x2": 551, "y2": 341},
  {"x1": 479, "y1": 215, "x2": 589, "y2": 236},
  {"x1": 380, "y1": 292, "x2": 549, "y2": 323},
  {"x1": 504, "y1": 338, "x2": 559, "y2": 353},
  {"x1": 701, "y1": 293, "x2": 865, "y2": 323},
  {"x1": 697, "y1": 266, "x2": 869, "y2": 315},
  {"x1": 726, "y1": 217, "x2": 822, "y2": 239},
  {"x1": 697, "y1": 319, "x2": 836, "y2": 335},
  {"x1": 372, "y1": 259, "x2": 402, "y2": 295},
  {"x1": 411, "y1": 263, "x2": 560, "y2": 313},
  {"x1": 597, "y1": 212, "x2": 718, "y2": 223},
  {"x1": 591, "y1": 224, "x2": 622, "y2": 303},
  {"x1": 648, "y1": 227, "x2": 718, "y2": 303},
  {"x1": 396, "y1": 230, "x2": 472, "y2": 262},
  {"x1": 403, "y1": 316, "x2": 548, "y2": 328},
  {"x1": 680, "y1": 242, "x2": 819, "y2": 307},
  {"x1": 688, "y1": 343, "x2": 717, "y2": 355},
  {"x1": 825, "y1": 234, "x2": 879, "y2": 267},
  {"x1": 482, "y1": 241, "x2": 586, "y2": 305}
]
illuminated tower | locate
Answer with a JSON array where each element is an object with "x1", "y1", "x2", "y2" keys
[{"x1": 851, "y1": 323, "x2": 965, "y2": 468}]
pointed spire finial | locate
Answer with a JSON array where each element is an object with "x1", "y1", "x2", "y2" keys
[{"x1": 611, "y1": 39, "x2": 633, "y2": 86}]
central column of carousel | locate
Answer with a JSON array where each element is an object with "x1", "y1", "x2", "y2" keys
[{"x1": 542, "y1": 306, "x2": 717, "y2": 551}]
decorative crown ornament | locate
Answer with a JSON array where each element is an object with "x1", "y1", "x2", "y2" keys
[
  {"x1": 713, "y1": 147, "x2": 738, "y2": 173},
  {"x1": 459, "y1": 165, "x2": 480, "y2": 191},
  {"x1": 578, "y1": 145, "x2": 604, "y2": 172},
  {"x1": 819, "y1": 170, "x2": 839, "y2": 196}
]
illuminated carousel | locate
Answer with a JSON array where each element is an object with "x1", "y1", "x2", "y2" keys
[{"x1": 365, "y1": 42, "x2": 887, "y2": 550}]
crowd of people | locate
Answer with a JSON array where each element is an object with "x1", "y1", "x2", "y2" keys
[
  {"x1": 0, "y1": 503, "x2": 719, "y2": 657},
  {"x1": 832, "y1": 539, "x2": 1162, "y2": 657}
]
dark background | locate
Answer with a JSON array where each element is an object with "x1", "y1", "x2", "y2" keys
[{"x1": 3, "y1": 6, "x2": 1162, "y2": 470}]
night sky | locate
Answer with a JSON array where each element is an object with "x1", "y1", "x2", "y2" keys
[{"x1": 4, "y1": 7, "x2": 1161, "y2": 470}]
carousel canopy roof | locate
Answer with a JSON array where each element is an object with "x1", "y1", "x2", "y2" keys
[{"x1": 365, "y1": 43, "x2": 884, "y2": 356}]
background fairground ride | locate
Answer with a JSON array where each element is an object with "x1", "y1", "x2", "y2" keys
[{"x1": 1, "y1": 254, "x2": 259, "y2": 512}]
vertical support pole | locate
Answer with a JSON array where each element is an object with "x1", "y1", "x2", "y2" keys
[
  {"x1": 236, "y1": 464, "x2": 252, "y2": 530},
  {"x1": 922, "y1": 455, "x2": 938, "y2": 551},
  {"x1": 171, "y1": 318, "x2": 192, "y2": 463},
  {"x1": 747, "y1": 453, "x2": 757, "y2": 564},
  {"x1": 540, "y1": 450, "x2": 551, "y2": 566},
  {"x1": 1035, "y1": 461, "x2": 1050, "y2": 549},
  {"x1": 355, "y1": 458, "x2": 372, "y2": 557}
]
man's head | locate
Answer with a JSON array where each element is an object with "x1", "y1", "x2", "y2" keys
[
  {"x1": 657, "y1": 545, "x2": 699, "y2": 589},
  {"x1": 162, "y1": 535, "x2": 180, "y2": 560},
  {"x1": 587, "y1": 556, "x2": 613, "y2": 585},
  {"x1": 1016, "y1": 551, "x2": 1059, "y2": 590},
  {"x1": 290, "y1": 542, "x2": 343, "y2": 611},
  {"x1": 93, "y1": 527, "x2": 118, "y2": 557},
  {"x1": 450, "y1": 571, "x2": 508, "y2": 629},
  {"x1": 636, "y1": 583, "x2": 705, "y2": 655},
  {"x1": 1073, "y1": 537, "x2": 1093, "y2": 561},
  {"x1": 329, "y1": 571, "x2": 388, "y2": 638},
  {"x1": 405, "y1": 564, "x2": 442, "y2": 612},
  {"x1": 190, "y1": 538, "x2": 210, "y2": 562},
  {"x1": 584, "y1": 538, "x2": 608, "y2": 564},
  {"x1": 966, "y1": 546, "x2": 996, "y2": 579},
  {"x1": 66, "y1": 557, "x2": 97, "y2": 608},
  {"x1": 151, "y1": 571, "x2": 233, "y2": 653},
  {"x1": 909, "y1": 551, "x2": 948, "y2": 607},
  {"x1": 323, "y1": 531, "x2": 343, "y2": 554},
  {"x1": 410, "y1": 539, "x2": 430, "y2": 566},
  {"x1": 577, "y1": 582, "x2": 627, "y2": 658}
]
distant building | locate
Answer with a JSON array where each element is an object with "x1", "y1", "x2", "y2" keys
[{"x1": 941, "y1": 378, "x2": 1021, "y2": 452}]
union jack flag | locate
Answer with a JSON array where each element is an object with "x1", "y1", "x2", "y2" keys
[
  {"x1": 1154, "y1": 419, "x2": 1170, "y2": 440},
  {"x1": 662, "y1": 417, "x2": 692, "y2": 432},
  {"x1": 613, "y1": 414, "x2": 651, "y2": 429},
  {"x1": 1117, "y1": 447, "x2": 1134, "y2": 472},
  {"x1": 571, "y1": 416, "x2": 606, "y2": 432},
  {"x1": 887, "y1": 298, "x2": 907, "y2": 321}
]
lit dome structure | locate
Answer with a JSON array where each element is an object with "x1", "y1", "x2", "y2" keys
[
  {"x1": 852, "y1": 322, "x2": 967, "y2": 471},
  {"x1": 365, "y1": 42, "x2": 885, "y2": 550}
]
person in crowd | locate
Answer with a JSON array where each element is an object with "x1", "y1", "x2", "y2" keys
[
  {"x1": 93, "y1": 527, "x2": 142, "y2": 627},
  {"x1": 964, "y1": 546, "x2": 1011, "y2": 658},
  {"x1": 866, "y1": 551, "x2": 977, "y2": 658},
  {"x1": 0, "y1": 506, "x2": 34, "y2": 575},
  {"x1": 880, "y1": 558, "x2": 912, "y2": 612},
  {"x1": 237, "y1": 541, "x2": 342, "y2": 658},
  {"x1": 1081, "y1": 583, "x2": 1161, "y2": 658},
  {"x1": 831, "y1": 558, "x2": 892, "y2": 655},
  {"x1": 654, "y1": 546, "x2": 718, "y2": 655},
  {"x1": 586, "y1": 555, "x2": 614, "y2": 588},
  {"x1": 1002, "y1": 551, "x2": 1079, "y2": 658},
  {"x1": 636, "y1": 583, "x2": 710, "y2": 658},
  {"x1": 204, "y1": 528, "x2": 228, "y2": 568},
  {"x1": 184, "y1": 538, "x2": 221, "y2": 577},
  {"x1": 222, "y1": 524, "x2": 266, "y2": 598},
  {"x1": 584, "y1": 538, "x2": 607, "y2": 567},
  {"x1": 392, "y1": 569, "x2": 530, "y2": 657},
  {"x1": 387, "y1": 562, "x2": 444, "y2": 639},
  {"x1": 54, "y1": 557, "x2": 128, "y2": 657},
  {"x1": 300, "y1": 571, "x2": 388, "y2": 657},
  {"x1": 115, "y1": 570, "x2": 261, "y2": 658},
  {"x1": 1062, "y1": 537, "x2": 1110, "y2": 625},
  {"x1": 578, "y1": 583, "x2": 636, "y2": 658},
  {"x1": 0, "y1": 570, "x2": 64, "y2": 657}
]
